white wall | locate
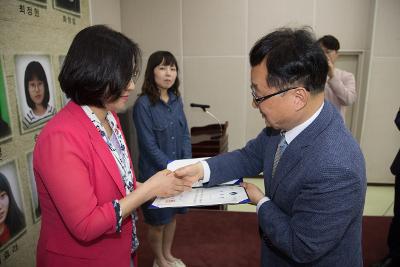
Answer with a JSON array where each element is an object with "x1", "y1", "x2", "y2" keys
[{"x1": 91, "y1": 0, "x2": 399, "y2": 183}]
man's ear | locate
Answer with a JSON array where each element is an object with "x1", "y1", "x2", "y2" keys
[{"x1": 293, "y1": 87, "x2": 308, "y2": 111}]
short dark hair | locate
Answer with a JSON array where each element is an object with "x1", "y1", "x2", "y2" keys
[
  {"x1": 0, "y1": 172, "x2": 26, "y2": 237},
  {"x1": 24, "y1": 61, "x2": 50, "y2": 109},
  {"x1": 140, "y1": 51, "x2": 180, "y2": 105},
  {"x1": 317, "y1": 35, "x2": 340, "y2": 51},
  {"x1": 249, "y1": 27, "x2": 328, "y2": 93},
  {"x1": 59, "y1": 25, "x2": 141, "y2": 107}
]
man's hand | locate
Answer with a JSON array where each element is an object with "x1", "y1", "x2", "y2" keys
[
  {"x1": 174, "y1": 162, "x2": 204, "y2": 186},
  {"x1": 241, "y1": 182, "x2": 265, "y2": 205}
]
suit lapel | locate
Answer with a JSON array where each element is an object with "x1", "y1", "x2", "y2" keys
[
  {"x1": 270, "y1": 143, "x2": 302, "y2": 199},
  {"x1": 268, "y1": 101, "x2": 335, "y2": 199},
  {"x1": 264, "y1": 134, "x2": 279, "y2": 198},
  {"x1": 66, "y1": 102, "x2": 126, "y2": 196}
]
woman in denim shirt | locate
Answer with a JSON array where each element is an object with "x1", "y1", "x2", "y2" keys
[{"x1": 133, "y1": 51, "x2": 191, "y2": 267}]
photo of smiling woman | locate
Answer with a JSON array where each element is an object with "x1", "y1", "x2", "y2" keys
[
  {"x1": 14, "y1": 55, "x2": 56, "y2": 133},
  {"x1": 0, "y1": 161, "x2": 26, "y2": 249}
]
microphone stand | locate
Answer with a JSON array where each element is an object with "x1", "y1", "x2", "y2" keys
[{"x1": 190, "y1": 103, "x2": 223, "y2": 136}]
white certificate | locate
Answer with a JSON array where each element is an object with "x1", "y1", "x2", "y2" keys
[{"x1": 150, "y1": 185, "x2": 250, "y2": 208}]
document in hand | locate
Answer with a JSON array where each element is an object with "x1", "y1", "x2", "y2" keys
[{"x1": 150, "y1": 158, "x2": 249, "y2": 208}]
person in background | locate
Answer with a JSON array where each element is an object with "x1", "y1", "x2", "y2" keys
[
  {"x1": 0, "y1": 172, "x2": 26, "y2": 247},
  {"x1": 175, "y1": 27, "x2": 366, "y2": 266},
  {"x1": 317, "y1": 35, "x2": 356, "y2": 119},
  {"x1": 23, "y1": 61, "x2": 56, "y2": 129},
  {"x1": 133, "y1": 51, "x2": 191, "y2": 267},
  {"x1": 372, "y1": 108, "x2": 400, "y2": 267},
  {"x1": 33, "y1": 25, "x2": 190, "y2": 267}
]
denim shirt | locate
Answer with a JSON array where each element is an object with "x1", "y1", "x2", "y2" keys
[{"x1": 133, "y1": 91, "x2": 192, "y2": 182}]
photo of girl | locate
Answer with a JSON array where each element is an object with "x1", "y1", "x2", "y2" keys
[
  {"x1": 0, "y1": 58, "x2": 11, "y2": 142},
  {"x1": 23, "y1": 61, "x2": 56, "y2": 129},
  {"x1": 0, "y1": 161, "x2": 26, "y2": 249},
  {"x1": 14, "y1": 55, "x2": 56, "y2": 133}
]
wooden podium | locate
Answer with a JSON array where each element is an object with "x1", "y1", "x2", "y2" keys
[
  {"x1": 190, "y1": 121, "x2": 228, "y2": 210},
  {"x1": 190, "y1": 121, "x2": 228, "y2": 158}
]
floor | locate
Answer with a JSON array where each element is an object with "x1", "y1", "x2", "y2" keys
[{"x1": 227, "y1": 178, "x2": 395, "y2": 216}]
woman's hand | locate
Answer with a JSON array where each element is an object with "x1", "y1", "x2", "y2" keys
[{"x1": 147, "y1": 170, "x2": 191, "y2": 198}]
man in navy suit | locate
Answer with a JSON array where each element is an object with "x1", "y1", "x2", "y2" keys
[
  {"x1": 175, "y1": 27, "x2": 366, "y2": 266},
  {"x1": 373, "y1": 108, "x2": 400, "y2": 267}
]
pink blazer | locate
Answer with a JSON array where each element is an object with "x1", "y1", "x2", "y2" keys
[
  {"x1": 33, "y1": 101, "x2": 137, "y2": 267},
  {"x1": 324, "y1": 68, "x2": 357, "y2": 118}
]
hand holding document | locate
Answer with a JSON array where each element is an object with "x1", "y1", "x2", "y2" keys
[
  {"x1": 150, "y1": 158, "x2": 249, "y2": 208},
  {"x1": 150, "y1": 185, "x2": 250, "y2": 208}
]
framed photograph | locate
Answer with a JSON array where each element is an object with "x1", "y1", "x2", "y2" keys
[
  {"x1": 14, "y1": 54, "x2": 56, "y2": 134},
  {"x1": 0, "y1": 57, "x2": 12, "y2": 143},
  {"x1": 0, "y1": 160, "x2": 27, "y2": 251},
  {"x1": 53, "y1": 0, "x2": 80, "y2": 16},
  {"x1": 58, "y1": 55, "x2": 69, "y2": 107},
  {"x1": 21, "y1": 0, "x2": 47, "y2": 7},
  {"x1": 26, "y1": 151, "x2": 40, "y2": 222}
]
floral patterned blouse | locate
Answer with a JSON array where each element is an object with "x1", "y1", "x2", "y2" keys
[{"x1": 81, "y1": 105, "x2": 139, "y2": 253}]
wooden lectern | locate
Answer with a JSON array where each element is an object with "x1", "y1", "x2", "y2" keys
[{"x1": 190, "y1": 121, "x2": 229, "y2": 210}]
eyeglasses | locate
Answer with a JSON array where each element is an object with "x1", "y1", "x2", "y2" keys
[{"x1": 251, "y1": 86, "x2": 303, "y2": 106}]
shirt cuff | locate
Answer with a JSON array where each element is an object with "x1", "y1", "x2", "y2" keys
[
  {"x1": 112, "y1": 199, "x2": 122, "y2": 233},
  {"x1": 256, "y1": 196, "x2": 270, "y2": 213},
  {"x1": 200, "y1": 160, "x2": 210, "y2": 183}
]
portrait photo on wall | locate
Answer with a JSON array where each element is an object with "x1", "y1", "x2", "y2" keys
[
  {"x1": 26, "y1": 152, "x2": 40, "y2": 222},
  {"x1": 0, "y1": 57, "x2": 12, "y2": 143},
  {"x1": 53, "y1": 0, "x2": 80, "y2": 16},
  {"x1": 0, "y1": 160, "x2": 27, "y2": 250},
  {"x1": 14, "y1": 54, "x2": 56, "y2": 134},
  {"x1": 22, "y1": 0, "x2": 47, "y2": 7},
  {"x1": 58, "y1": 55, "x2": 69, "y2": 107}
]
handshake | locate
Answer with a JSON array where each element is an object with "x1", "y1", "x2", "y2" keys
[{"x1": 146, "y1": 162, "x2": 204, "y2": 198}]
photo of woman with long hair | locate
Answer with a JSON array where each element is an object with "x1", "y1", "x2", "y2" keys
[{"x1": 0, "y1": 172, "x2": 26, "y2": 248}]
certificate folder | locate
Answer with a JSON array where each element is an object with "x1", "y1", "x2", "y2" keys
[
  {"x1": 150, "y1": 185, "x2": 250, "y2": 209},
  {"x1": 150, "y1": 158, "x2": 250, "y2": 209}
]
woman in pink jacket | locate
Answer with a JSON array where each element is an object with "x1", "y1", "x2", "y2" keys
[{"x1": 33, "y1": 25, "x2": 189, "y2": 267}]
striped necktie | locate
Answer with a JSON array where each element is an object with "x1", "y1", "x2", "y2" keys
[{"x1": 272, "y1": 134, "x2": 288, "y2": 177}]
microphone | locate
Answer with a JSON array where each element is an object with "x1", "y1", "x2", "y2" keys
[
  {"x1": 190, "y1": 103, "x2": 223, "y2": 135},
  {"x1": 190, "y1": 103, "x2": 210, "y2": 112}
]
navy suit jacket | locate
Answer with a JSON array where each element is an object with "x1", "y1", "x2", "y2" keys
[{"x1": 206, "y1": 101, "x2": 366, "y2": 266}]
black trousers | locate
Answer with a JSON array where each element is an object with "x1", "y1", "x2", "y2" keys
[{"x1": 388, "y1": 174, "x2": 400, "y2": 261}]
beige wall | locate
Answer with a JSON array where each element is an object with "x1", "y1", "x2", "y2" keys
[
  {"x1": 97, "y1": 0, "x2": 398, "y2": 183},
  {"x1": 0, "y1": 1, "x2": 90, "y2": 266},
  {"x1": 90, "y1": 0, "x2": 121, "y2": 31},
  {"x1": 361, "y1": 0, "x2": 400, "y2": 183}
]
